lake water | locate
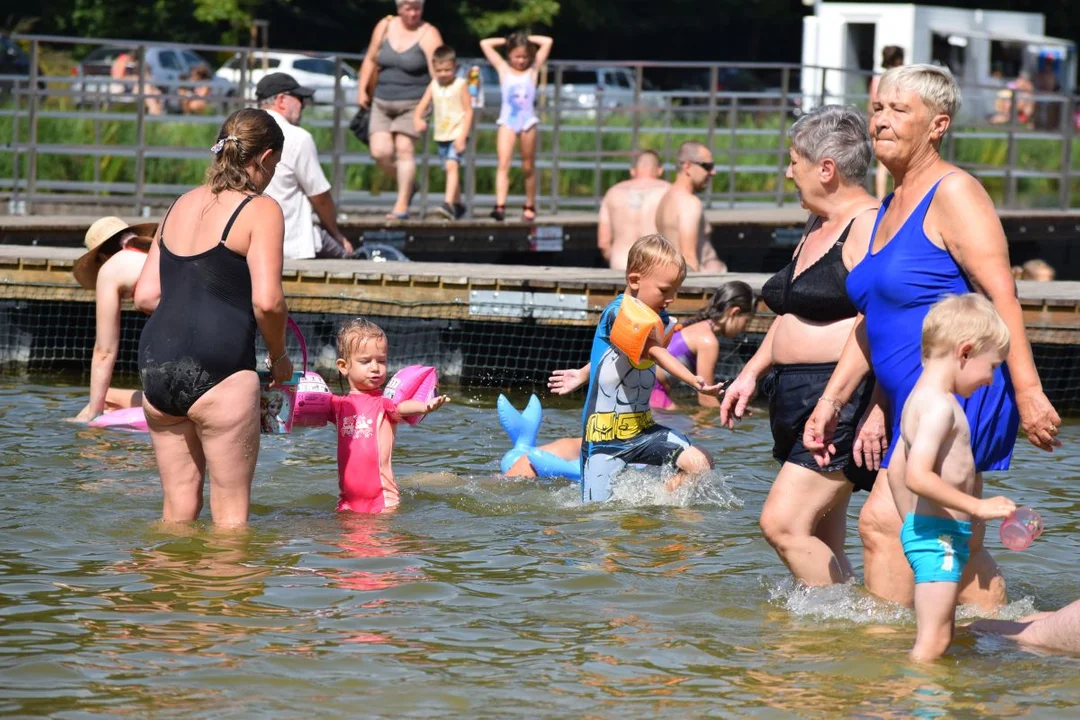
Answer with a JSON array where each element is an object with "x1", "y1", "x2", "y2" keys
[{"x1": 2, "y1": 379, "x2": 1079, "y2": 718}]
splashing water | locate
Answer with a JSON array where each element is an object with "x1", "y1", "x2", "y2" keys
[
  {"x1": 767, "y1": 576, "x2": 1042, "y2": 626},
  {"x1": 607, "y1": 466, "x2": 744, "y2": 509}
]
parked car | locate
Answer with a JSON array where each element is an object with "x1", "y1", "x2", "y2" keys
[
  {"x1": 71, "y1": 45, "x2": 234, "y2": 111},
  {"x1": 0, "y1": 35, "x2": 44, "y2": 94},
  {"x1": 543, "y1": 66, "x2": 667, "y2": 115},
  {"x1": 672, "y1": 67, "x2": 802, "y2": 114},
  {"x1": 215, "y1": 52, "x2": 358, "y2": 106}
]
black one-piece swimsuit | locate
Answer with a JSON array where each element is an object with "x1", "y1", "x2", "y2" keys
[{"x1": 138, "y1": 196, "x2": 258, "y2": 417}]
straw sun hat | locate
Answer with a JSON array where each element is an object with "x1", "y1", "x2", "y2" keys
[{"x1": 72, "y1": 217, "x2": 158, "y2": 290}]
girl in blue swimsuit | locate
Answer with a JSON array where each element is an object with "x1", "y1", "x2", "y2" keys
[{"x1": 480, "y1": 31, "x2": 553, "y2": 222}]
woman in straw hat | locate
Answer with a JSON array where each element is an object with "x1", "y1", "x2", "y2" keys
[{"x1": 72, "y1": 216, "x2": 158, "y2": 422}]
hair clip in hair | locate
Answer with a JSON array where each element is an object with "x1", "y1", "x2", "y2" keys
[{"x1": 210, "y1": 135, "x2": 240, "y2": 154}]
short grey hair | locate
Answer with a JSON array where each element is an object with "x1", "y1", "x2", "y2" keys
[
  {"x1": 396, "y1": 0, "x2": 424, "y2": 6},
  {"x1": 676, "y1": 141, "x2": 709, "y2": 165},
  {"x1": 788, "y1": 105, "x2": 872, "y2": 184},
  {"x1": 878, "y1": 63, "x2": 962, "y2": 119}
]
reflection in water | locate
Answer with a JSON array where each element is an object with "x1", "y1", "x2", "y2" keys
[{"x1": 322, "y1": 513, "x2": 427, "y2": 593}]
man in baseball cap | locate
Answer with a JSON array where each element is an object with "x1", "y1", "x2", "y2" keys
[
  {"x1": 254, "y1": 72, "x2": 316, "y2": 103},
  {"x1": 256, "y1": 72, "x2": 357, "y2": 260}
]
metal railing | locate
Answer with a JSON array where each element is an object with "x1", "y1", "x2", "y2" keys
[{"x1": 3, "y1": 33, "x2": 1077, "y2": 216}]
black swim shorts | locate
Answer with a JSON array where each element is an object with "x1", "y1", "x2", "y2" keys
[{"x1": 763, "y1": 362, "x2": 879, "y2": 493}]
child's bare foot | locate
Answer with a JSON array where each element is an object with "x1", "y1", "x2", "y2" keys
[{"x1": 665, "y1": 473, "x2": 687, "y2": 493}]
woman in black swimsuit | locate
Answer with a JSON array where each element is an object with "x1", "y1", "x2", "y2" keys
[
  {"x1": 135, "y1": 108, "x2": 292, "y2": 528},
  {"x1": 719, "y1": 105, "x2": 887, "y2": 586}
]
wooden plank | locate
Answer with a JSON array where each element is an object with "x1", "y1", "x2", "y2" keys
[{"x1": 0, "y1": 245, "x2": 1077, "y2": 329}]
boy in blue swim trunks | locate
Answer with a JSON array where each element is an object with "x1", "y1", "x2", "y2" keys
[
  {"x1": 890, "y1": 294, "x2": 1016, "y2": 662},
  {"x1": 549, "y1": 234, "x2": 724, "y2": 502}
]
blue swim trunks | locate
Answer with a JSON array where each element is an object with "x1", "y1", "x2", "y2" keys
[{"x1": 900, "y1": 513, "x2": 973, "y2": 584}]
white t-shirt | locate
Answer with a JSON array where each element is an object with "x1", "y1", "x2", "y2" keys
[{"x1": 263, "y1": 109, "x2": 332, "y2": 260}]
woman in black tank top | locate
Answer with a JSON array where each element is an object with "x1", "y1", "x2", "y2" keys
[
  {"x1": 717, "y1": 105, "x2": 888, "y2": 588},
  {"x1": 135, "y1": 108, "x2": 290, "y2": 528}
]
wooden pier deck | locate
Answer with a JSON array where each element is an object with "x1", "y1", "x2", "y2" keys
[
  {"x1": 1, "y1": 245, "x2": 1076, "y2": 340},
  {"x1": 2, "y1": 206, "x2": 1078, "y2": 277}
]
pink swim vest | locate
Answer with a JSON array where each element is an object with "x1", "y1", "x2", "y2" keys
[{"x1": 331, "y1": 391, "x2": 403, "y2": 513}]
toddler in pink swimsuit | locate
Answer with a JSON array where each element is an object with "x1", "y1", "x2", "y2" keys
[{"x1": 332, "y1": 318, "x2": 450, "y2": 513}]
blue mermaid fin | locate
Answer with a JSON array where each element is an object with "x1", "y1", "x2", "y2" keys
[
  {"x1": 497, "y1": 393, "x2": 543, "y2": 474},
  {"x1": 526, "y1": 448, "x2": 582, "y2": 481}
]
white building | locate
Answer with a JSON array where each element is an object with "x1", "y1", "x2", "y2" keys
[{"x1": 802, "y1": 3, "x2": 1076, "y2": 121}]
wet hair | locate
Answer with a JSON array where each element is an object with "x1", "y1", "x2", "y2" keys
[
  {"x1": 205, "y1": 109, "x2": 284, "y2": 195},
  {"x1": 626, "y1": 234, "x2": 687, "y2": 284},
  {"x1": 676, "y1": 141, "x2": 709, "y2": 166},
  {"x1": 681, "y1": 281, "x2": 755, "y2": 327},
  {"x1": 506, "y1": 31, "x2": 536, "y2": 60},
  {"x1": 921, "y1": 294, "x2": 1010, "y2": 362},
  {"x1": 788, "y1": 104, "x2": 873, "y2": 184},
  {"x1": 337, "y1": 317, "x2": 387, "y2": 359},
  {"x1": 633, "y1": 149, "x2": 661, "y2": 170},
  {"x1": 881, "y1": 45, "x2": 905, "y2": 70},
  {"x1": 432, "y1": 45, "x2": 456, "y2": 65},
  {"x1": 879, "y1": 63, "x2": 962, "y2": 119}
]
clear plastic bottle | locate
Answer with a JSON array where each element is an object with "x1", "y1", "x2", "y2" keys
[
  {"x1": 468, "y1": 65, "x2": 483, "y2": 108},
  {"x1": 999, "y1": 507, "x2": 1044, "y2": 551}
]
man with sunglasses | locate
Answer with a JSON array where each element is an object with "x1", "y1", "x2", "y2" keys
[
  {"x1": 655, "y1": 141, "x2": 726, "y2": 273},
  {"x1": 257, "y1": 72, "x2": 356, "y2": 260}
]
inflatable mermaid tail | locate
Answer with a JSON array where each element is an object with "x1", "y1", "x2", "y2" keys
[{"x1": 497, "y1": 394, "x2": 581, "y2": 480}]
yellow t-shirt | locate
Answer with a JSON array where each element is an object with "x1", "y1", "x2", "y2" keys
[{"x1": 431, "y1": 77, "x2": 468, "y2": 143}]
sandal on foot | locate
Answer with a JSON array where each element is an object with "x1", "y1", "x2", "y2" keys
[
  {"x1": 385, "y1": 211, "x2": 409, "y2": 221},
  {"x1": 522, "y1": 205, "x2": 537, "y2": 222},
  {"x1": 490, "y1": 205, "x2": 506, "y2": 221}
]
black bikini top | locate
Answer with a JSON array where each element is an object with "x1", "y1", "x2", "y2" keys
[{"x1": 761, "y1": 217, "x2": 859, "y2": 323}]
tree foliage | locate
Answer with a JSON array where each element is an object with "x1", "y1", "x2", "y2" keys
[
  {"x1": 0, "y1": 0, "x2": 1076, "y2": 70},
  {"x1": 459, "y1": 0, "x2": 560, "y2": 37}
]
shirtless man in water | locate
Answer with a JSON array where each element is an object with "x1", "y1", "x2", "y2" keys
[
  {"x1": 655, "y1": 141, "x2": 726, "y2": 273},
  {"x1": 597, "y1": 150, "x2": 670, "y2": 270}
]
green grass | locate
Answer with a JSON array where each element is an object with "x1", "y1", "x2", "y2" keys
[{"x1": 2, "y1": 97, "x2": 1077, "y2": 208}]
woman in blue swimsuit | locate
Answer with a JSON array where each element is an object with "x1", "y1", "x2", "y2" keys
[{"x1": 803, "y1": 65, "x2": 1061, "y2": 609}]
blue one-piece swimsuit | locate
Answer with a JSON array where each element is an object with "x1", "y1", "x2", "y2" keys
[{"x1": 845, "y1": 175, "x2": 1019, "y2": 472}]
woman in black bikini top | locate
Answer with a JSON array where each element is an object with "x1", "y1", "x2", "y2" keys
[
  {"x1": 135, "y1": 108, "x2": 292, "y2": 529},
  {"x1": 718, "y1": 105, "x2": 885, "y2": 588}
]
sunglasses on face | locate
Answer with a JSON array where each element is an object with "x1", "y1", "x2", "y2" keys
[
  {"x1": 285, "y1": 93, "x2": 307, "y2": 106},
  {"x1": 688, "y1": 160, "x2": 715, "y2": 173}
]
